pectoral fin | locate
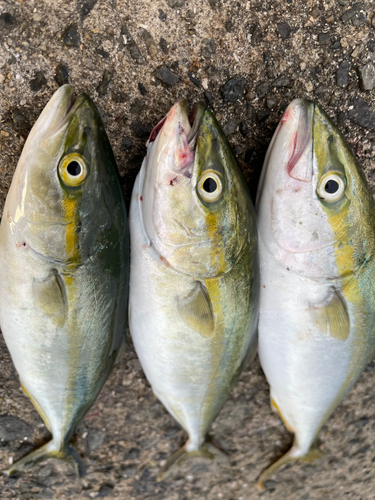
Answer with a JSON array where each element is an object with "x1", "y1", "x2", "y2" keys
[
  {"x1": 177, "y1": 281, "x2": 214, "y2": 339},
  {"x1": 309, "y1": 287, "x2": 349, "y2": 341},
  {"x1": 32, "y1": 270, "x2": 67, "y2": 328}
]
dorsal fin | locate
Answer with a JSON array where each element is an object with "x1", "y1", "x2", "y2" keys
[
  {"x1": 32, "y1": 270, "x2": 67, "y2": 328},
  {"x1": 309, "y1": 287, "x2": 350, "y2": 341},
  {"x1": 177, "y1": 281, "x2": 214, "y2": 339}
]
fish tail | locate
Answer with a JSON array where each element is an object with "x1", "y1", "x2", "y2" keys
[
  {"x1": 6, "y1": 440, "x2": 86, "y2": 477},
  {"x1": 157, "y1": 440, "x2": 229, "y2": 482},
  {"x1": 257, "y1": 443, "x2": 322, "y2": 491}
]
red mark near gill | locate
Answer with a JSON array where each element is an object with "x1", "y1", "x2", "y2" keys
[
  {"x1": 140, "y1": 196, "x2": 143, "y2": 201},
  {"x1": 287, "y1": 132, "x2": 298, "y2": 176},
  {"x1": 175, "y1": 124, "x2": 194, "y2": 175},
  {"x1": 149, "y1": 116, "x2": 167, "y2": 143},
  {"x1": 282, "y1": 109, "x2": 291, "y2": 123},
  {"x1": 160, "y1": 255, "x2": 170, "y2": 267},
  {"x1": 16, "y1": 241, "x2": 27, "y2": 248},
  {"x1": 169, "y1": 176, "x2": 178, "y2": 186}
]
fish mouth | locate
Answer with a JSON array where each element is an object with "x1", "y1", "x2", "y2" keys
[
  {"x1": 41, "y1": 88, "x2": 92, "y2": 142},
  {"x1": 186, "y1": 102, "x2": 207, "y2": 149},
  {"x1": 256, "y1": 99, "x2": 315, "y2": 210},
  {"x1": 281, "y1": 99, "x2": 315, "y2": 182},
  {"x1": 148, "y1": 100, "x2": 207, "y2": 151}
]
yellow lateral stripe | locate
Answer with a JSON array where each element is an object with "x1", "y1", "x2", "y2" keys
[
  {"x1": 61, "y1": 192, "x2": 82, "y2": 433},
  {"x1": 62, "y1": 198, "x2": 80, "y2": 263}
]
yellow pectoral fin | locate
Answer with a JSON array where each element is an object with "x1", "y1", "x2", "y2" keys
[
  {"x1": 309, "y1": 287, "x2": 350, "y2": 341},
  {"x1": 177, "y1": 281, "x2": 214, "y2": 339},
  {"x1": 32, "y1": 270, "x2": 67, "y2": 328}
]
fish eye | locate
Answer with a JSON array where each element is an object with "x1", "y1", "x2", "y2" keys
[
  {"x1": 59, "y1": 154, "x2": 88, "y2": 187},
  {"x1": 197, "y1": 171, "x2": 223, "y2": 202},
  {"x1": 67, "y1": 161, "x2": 82, "y2": 176},
  {"x1": 317, "y1": 173, "x2": 345, "y2": 203}
]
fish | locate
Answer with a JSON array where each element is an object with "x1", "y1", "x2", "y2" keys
[
  {"x1": 256, "y1": 98, "x2": 375, "y2": 488},
  {"x1": 0, "y1": 85, "x2": 129, "y2": 475},
  {"x1": 129, "y1": 100, "x2": 259, "y2": 479}
]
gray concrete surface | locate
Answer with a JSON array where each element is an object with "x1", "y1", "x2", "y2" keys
[{"x1": 0, "y1": 0, "x2": 375, "y2": 499}]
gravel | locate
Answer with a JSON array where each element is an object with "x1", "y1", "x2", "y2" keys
[
  {"x1": 0, "y1": 415, "x2": 32, "y2": 441},
  {"x1": 220, "y1": 76, "x2": 246, "y2": 103},
  {"x1": 97, "y1": 69, "x2": 113, "y2": 96},
  {"x1": 62, "y1": 24, "x2": 80, "y2": 48},
  {"x1": 120, "y1": 136, "x2": 133, "y2": 151},
  {"x1": 337, "y1": 60, "x2": 350, "y2": 88},
  {"x1": 54, "y1": 63, "x2": 69, "y2": 87},
  {"x1": 159, "y1": 38, "x2": 169, "y2": 56},
  {"x1": 153, "y1": 65, "x2": 180, "y2": 86},
  {"x1": 1, "y1": 1, "x2": 375, "y2": 499},
  {"x1": 120, "y1": 25, "x2": 146, "y2": 65},
  {"x1": 358, "y1": 61, "x2": 375, "y2": 90},
  {"x1": 277, "y1": 22, "x2": 291, "y2": 40},
  {"x1": 86, "y1": 430, "x2": 105, "y2": 454},
  {"x1": 348, "y1": 95, "x2": 375, "y2": 129},
  {"x1": 29, "y1": 71, "x2": 47, "y2": 92}
]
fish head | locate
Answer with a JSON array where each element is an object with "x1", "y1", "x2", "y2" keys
[
  {"x1": 6, "y1": 84, "x2": 125, "y2": 266},
  {"x1": 257, "y1": 98, "x2": 375, "y2": 280},
  {"x1": 139, "y1": 100, "x2": 256, "y2": 278}
]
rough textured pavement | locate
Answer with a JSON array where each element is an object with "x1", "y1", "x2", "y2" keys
[{"x1": 1, "y1": 0, "x2": 375, "y2": 499}]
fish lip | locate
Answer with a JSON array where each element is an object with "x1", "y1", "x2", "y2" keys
[
  {"x1": 187, "y1": 102, "x2": 206, "y2": 149},
  {"x1": 147, "y1": 100, "x2": 207, "y2": 147},
  {"x1": 41, "y1": 92, "x2": 89, "y2": 142},
  {"x1": 282, "y1": 99, "x2": 315, "y2": 182}
]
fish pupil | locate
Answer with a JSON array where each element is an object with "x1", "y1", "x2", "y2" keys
[
  {"x1": 203, "y1": 177, "x2": 217, "y2": 193},
  {"x1": 325, "y1": 179, "x2": 339, "y2": 194},
  {"x1": 67, "y1": 161, "x2": 82, "y2": 176}
]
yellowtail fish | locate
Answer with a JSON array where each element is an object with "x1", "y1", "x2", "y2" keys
[
  {"x1": 0, "y1": 85, "x2": 129, "y2": 474},
  {"x1": 256, "y1": 99, "x2": 375, "y2": 488},
  {"x1": 129, "y1": 100, "x2": 259, "y2": 479}
]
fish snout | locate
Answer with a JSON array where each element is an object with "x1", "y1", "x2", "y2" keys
[{"x1": 282, "y1": 99, "x2": 314, "y2": 183}]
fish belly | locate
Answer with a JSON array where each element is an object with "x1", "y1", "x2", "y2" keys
[
  {"x1": 129, "y1": 227, "x2": 216, "y2": 448},
  {"x1": 258, "y1": 243, "x2": 353, "y2": 453}
]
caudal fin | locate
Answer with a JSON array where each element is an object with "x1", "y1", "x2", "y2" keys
[
  {"x1": 6, "y1": 440, "x2": 85, "y2": 477},
  {"x1": 157, "y1": 441, "x2": 229, "y2": 481},
  {"x1": 258, "y1": 444, "x2": 322, "y2": 490}
]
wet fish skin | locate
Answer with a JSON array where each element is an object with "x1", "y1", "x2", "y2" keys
[
  {"x1": 257, "y1": 99, "x2": 375, "y2": 488},
  {"x1": 0, "y1": 85, "x2": 129, "y2": 474},
  {"x1": 129, "y1": 100, "x2": 259, "y2": 478}
]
